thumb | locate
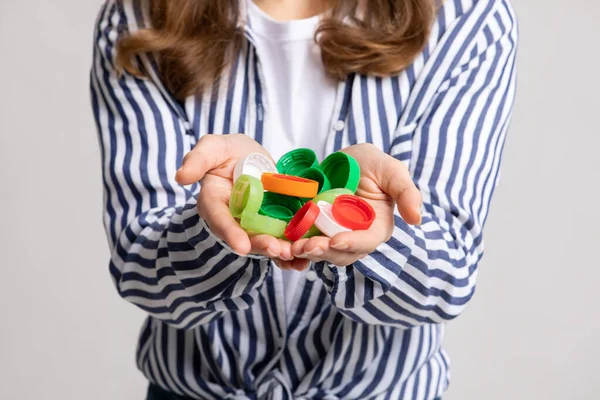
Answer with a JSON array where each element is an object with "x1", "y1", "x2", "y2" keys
[
  {"x1": 175, "y1": 136, "x2": 227, "y2": 185},
  {"x1": 380, "y1": 156, "x2": 423, "y2": 225}
]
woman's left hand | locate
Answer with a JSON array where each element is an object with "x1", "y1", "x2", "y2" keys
[{"x1": 291, "y1": 143, "x2": 422, "y2": 265}]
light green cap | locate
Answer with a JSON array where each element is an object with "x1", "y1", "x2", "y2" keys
[
  {"x1": 229, "y1": 175, "x2": 264, "y2": 219},
  {"x1": 311, "y1": 188, "x2": 354, "y2": 205},
  {"x1": 240, "y1": 212, "x2": 287, "y2": 238}
]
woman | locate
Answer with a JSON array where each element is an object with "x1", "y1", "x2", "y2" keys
[{"x1": 90, "y1": 0, "x2": 517, "y2": 398}]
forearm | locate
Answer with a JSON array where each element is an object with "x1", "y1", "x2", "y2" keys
[
  {"x1": 110, "y1": 196, "x2": 270, "y2": 329},
  {"x1": 315, "y1": 209, "x2": 479, "y2": 328}
]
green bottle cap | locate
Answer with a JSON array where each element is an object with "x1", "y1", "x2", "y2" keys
[
  {"x1": 297, "y1": 167, "x2": 331, "y2": 194},
  {"x1": 259, "y1": 192, "x2": 303, "y2": 222},
  {"x1": 276, "y1": 148, "x2": 318, "y2": 176},
  {"x1": 240, "y1": 212, "x2": 288, "y2": 238},
  {"x1": 229, "y1": 175, "x2": 264, "y2": 219},
  {"x1": 312, "y1": 188, "x2": 354, "y2": 205},
  {"x1": 318, "y1": 152, "x2": 360, "y2": 193}
]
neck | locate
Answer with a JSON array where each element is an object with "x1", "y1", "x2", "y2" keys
[{"x1": 252, "y1": 0, "x2": 327, "y2": 20}]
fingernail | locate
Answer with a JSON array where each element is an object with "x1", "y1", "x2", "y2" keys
[
  {"x1": 331, "y1": 242, "x2": 349, "y2": 250},
  {"x1": 415, "y1": 207, "x2": 422, "y2": 224},
  {"x1": 308, "y1": 248, "x2": 324, "y2": 256},
  {"x1": 299, "y1": 253, "x2": 309, "y2": 258}
]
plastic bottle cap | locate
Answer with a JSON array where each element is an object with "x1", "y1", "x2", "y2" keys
[
  {"x1": 284, "y1": 201, "x2": 320, "y2": 241},
  {"x1": 229, "y1": 175, "x2": 264, "y2": 219},
  {"x1": 331, "y1": 195, "x2": 376, "y2": 230},
  {"x1": 318, "y1": 152, "x2": 361, "y2": 193},
  {"x1": 311, "y1": 188, "x2": 354, "y2": 205},
  {"x1": 301, "y1": 225, "x2": 322, "y2": 239},
  {"x1": 261, "y1": 173, "x2": 319, "y2": 198},
  {"x1": 314, "y1": 201, "x2": 352, "y2": 238},
  {"x1": 240, "y1": 212, "x2": 287, "y2": 238},
  {"x1": 233, "y1": 153, "x2": 278, "y2": 182},
  {"x1": 276, "y1": 148, "x2": 318, "y2": 176},
  {"x1": 297, "y1": 167, "x2": 331, "y2": 195},
  {"x1": 259, "y1": 192, "x2": 302, "y2": 222}
]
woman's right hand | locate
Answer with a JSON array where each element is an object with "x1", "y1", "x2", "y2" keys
[{"x1": 174, "y1": 134, "x2": 308, "y2": 269}]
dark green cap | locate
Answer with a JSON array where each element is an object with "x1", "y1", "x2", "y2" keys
[
  {"x1": 276, "y1": 148, "x2": 318, "y2": 176},
  {"x1": 318, "y1": 152, "x2": 360, "y2": 193},
  {"x1": 259, "y1": 192, "x2": 303, "y2": 222},
  {"x1": 297, "y1": 167, "x2": 331, "y2": 194}
]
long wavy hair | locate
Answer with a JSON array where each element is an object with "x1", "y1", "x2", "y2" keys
[{"x1": 116, "y1": 0, "x2": 436, "y2": 100}]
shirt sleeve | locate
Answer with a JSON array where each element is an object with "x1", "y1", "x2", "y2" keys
[
  {"x1": 90, "y1": 0, "x2": 270, "y2": 330},
  {"x1": 314, "y1": 0, "x2": 518, "y2": 328}
]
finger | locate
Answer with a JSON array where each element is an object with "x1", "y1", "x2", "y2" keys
[
  {"x1": 248, "y1": 237, "x2": 293, "y2": 260},
  {"x1": 396, "y1": 185, "x2": 422, "y2": 225},
  {"x1": 175, "y1": 136, "x2": 228, "y2": 185},
  {"x1": 249, "y1": 234, "x2": 282, "y2": 258},
  {"x1": 303, "y1": 244, "x2": 366, "y2": 266},
  {"x1": 293, "y1": 237, "x2": 332, "y2": 258},
  {"x1": 276, "y1": 239, "x2": 294, "y2": 261},
  {"x1": 299, "y1": 236, "x2": 331, "y2": 257},
  {"x1": 291, "y1": 238, "x2": 310, "y2": 258},
  {"x1": 198, "y1": 196, "x2": 251, "y2": 256},
  {"x1": 329, "y1": 229, "x2": 385, "y2": 254},
  {"x1": 380, "y1": 157, "x2": 422, "y2": 225}
]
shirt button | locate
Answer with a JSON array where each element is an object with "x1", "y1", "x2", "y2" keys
[
  {"x1": 306, "y1": 270, "x2": 318, "y2": 282},
  {"x1": 333, "y1": 120, "x2": 345, "y2": 131}
]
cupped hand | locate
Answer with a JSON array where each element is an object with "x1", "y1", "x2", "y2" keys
[
  {"x1": 291, "y1": 143, "x2": 422, "y2": 265},
  {"x1": 175, "y1": 134, "x2": 293, "y2": 260}
]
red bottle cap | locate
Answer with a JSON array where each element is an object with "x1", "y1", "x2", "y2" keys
[
  {"x1": 331, "y1": 195, "x2": 375, "y2": 231},
  {"x1": 284, "y1": 201, "x2": 320, "y2": 241}
]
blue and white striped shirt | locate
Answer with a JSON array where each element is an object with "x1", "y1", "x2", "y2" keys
[{"x1": 90, "y1": 0, "x2": 518, "y2": 398}]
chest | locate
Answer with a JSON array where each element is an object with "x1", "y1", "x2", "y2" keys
[{"x1": 183, "y1": 39, "x2": 423, "y2": 158}]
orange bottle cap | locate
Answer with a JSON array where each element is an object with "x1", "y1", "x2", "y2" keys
[{"x1": 261, "y1": 173, "x2": 319, "y2": 198}]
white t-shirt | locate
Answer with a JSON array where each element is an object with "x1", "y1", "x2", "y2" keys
[{"x1": 246, "y1": 1, "x2": 337, "y2": 313}]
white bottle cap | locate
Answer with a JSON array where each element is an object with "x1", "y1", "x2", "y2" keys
[
  {"x1": 314, "y1": 201, "x2": 352, "y2": 237},
  {"x1": 233, "y1": 153, "x2": 278, "y2": 182}
]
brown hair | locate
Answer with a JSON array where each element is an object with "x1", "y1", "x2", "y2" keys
[{"x1": 116, "y1": 0, "x2": 435, "y2": 100}]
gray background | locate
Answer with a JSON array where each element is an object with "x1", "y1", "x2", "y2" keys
[{"x1": 0, "y1": 0, "x2": 598, "y2": 399}]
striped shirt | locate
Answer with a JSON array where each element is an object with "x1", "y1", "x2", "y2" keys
[{"x1": 90, "y1": 0, "x2": 518, "y2": 399}]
